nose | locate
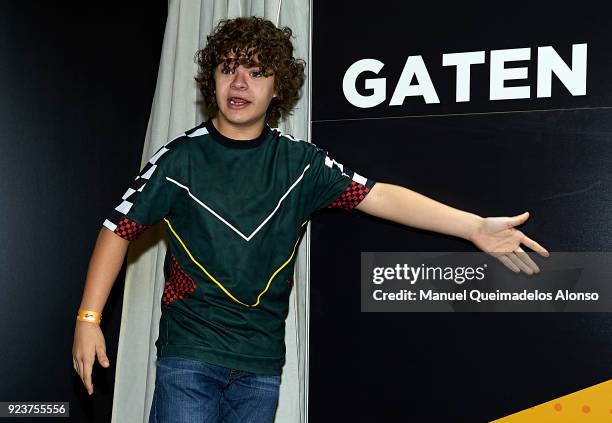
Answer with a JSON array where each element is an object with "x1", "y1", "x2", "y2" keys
[{"x1": 230, "y1": 68, "x2": 248, "y2": 90}]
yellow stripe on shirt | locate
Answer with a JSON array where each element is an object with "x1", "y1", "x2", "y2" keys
[{"x1": 163, "y1": 218, "x2": 309, "y2": 308}]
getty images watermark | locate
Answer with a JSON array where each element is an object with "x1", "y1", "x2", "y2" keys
[{"x1": 361, "y1": 252, "x2": 612, "y2": 312}]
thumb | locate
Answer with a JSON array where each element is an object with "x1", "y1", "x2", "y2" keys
[
  {"x1": 506, "y1": 211, "x2": 529, "y2": 229},
  {"x1": 97, "y1": 347, "x2": 110, "y2": 368}
]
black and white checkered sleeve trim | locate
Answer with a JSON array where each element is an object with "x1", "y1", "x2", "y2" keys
[{"x1": 101, "y1": 126, "x2": 207, "y2": 240}]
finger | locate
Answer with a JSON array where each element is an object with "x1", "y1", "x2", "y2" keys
[
  {"x1": 506, "y1": 211, "x2": 529, "y2": 229},
  {"x1": 77, "y1": 358, "x2": 85, "y2": 384},
  {"x1": 515, "y1": 247, "x2": 540, "y2": 273},
  {"x1": 83, "y1": 360, "x2": 94, "y2": 395},
  {"x1": 506, "y1": 252, "x2": 533, "y2": 275},
  {"x1": 521, "y1": 234, "x2": 550, "y2": 257},
  {"x1": 96, "y1": 346, "x2": 110, "y2": 368},
  {"x1": 498, "y1": 255, "x2": 520, "y2": 273}
]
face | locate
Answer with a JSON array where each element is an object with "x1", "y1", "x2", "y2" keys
[{"x1": 213, "y1": 53, "x2": 277, "y2": 132}]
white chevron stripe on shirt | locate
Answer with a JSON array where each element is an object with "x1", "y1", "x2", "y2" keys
[{"x1": 165, "y1": 164, "x2": 311, "y2": 242}]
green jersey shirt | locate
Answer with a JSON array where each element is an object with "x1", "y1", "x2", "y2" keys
[{"x1": 103, "y1": 119, "x2": 376, "y2": 375}]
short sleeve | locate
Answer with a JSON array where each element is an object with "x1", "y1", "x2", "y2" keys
[
  {"x1": 102, "y1": 144, "x2": 176, "y2": 241},
  {"x1": 306, "y1": 144, "x2": 376, "y2": 214}
]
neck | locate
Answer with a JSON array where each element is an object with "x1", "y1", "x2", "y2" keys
[{"x1": 212, "y1": 116, "x2": 266, "y2": 140}]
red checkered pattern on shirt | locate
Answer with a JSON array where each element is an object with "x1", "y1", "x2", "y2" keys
[
  {"x1": 114, "y1": 217, "x2": 151, "y2": 241},
  {"x1": 287, "y1": 275, "x2": 294, "y2": 289},
  {"x1": 162, "y1": 254, "x2": 197, "y2": 306},
  {"x1": 327, "y1": 180, "x2": 370, "y2": 211}
]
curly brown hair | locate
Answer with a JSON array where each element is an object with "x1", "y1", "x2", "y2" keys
[{"x1": 194, "y1": 16, "x2": 306, "y2": 127}]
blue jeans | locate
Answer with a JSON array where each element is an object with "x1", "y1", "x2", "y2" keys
[{"x1": 148, "y1": 356, "x2": 281, "y2": 423}]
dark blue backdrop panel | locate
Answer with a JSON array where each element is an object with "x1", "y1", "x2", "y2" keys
[
  {"x1": 310, "y1": 1, "x2": 612, "y2": 422},
  {"x1": 0, "y1": 3, "x2": 166, "y2": 422}
]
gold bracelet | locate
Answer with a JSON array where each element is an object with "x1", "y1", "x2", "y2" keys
[{"x1": 77, "y1": 309, "x2": 102, "y2": 324}]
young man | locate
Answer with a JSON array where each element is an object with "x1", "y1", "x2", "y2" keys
[{"x1": 72, "y1": 16, "x2": 549, "y2": 423}]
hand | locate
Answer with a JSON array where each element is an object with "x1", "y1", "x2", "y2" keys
[
  {"x1": 469, "y1": 212, "x2": 550, "y2": 274},
  {"x1": 72, "y1": 321, "x2": 111, "y2": 395}
]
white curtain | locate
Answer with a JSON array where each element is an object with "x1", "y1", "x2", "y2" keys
[{"x1": 110, "y1": 1, "x2": 311, "y2": 422}]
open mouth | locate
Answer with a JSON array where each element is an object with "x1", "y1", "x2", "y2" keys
[{"x1": 228, "y1": 97, "x2": 250, "y2": 107}]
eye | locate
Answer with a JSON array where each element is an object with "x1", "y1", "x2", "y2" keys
[
  {"x1": 221, "y1": 66, "x2": 233, "y2": 75},
  {"x1": 249, "y1": 70, "x2": 264, "y2": 78}
]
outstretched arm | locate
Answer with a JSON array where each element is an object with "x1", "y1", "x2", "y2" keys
[{"x1": 355, "y1": 183, "x2": 549, "y2": 274}]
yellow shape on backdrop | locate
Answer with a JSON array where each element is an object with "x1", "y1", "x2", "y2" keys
[{"x1": 490, "y1": 379, "x2": 612, "y2": 422}]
